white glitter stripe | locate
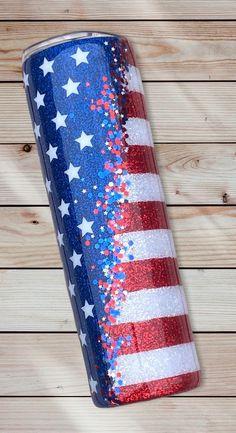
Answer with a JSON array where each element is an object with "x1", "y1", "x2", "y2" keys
[
  {"x1": 114, "y1": 229, "x2": 176, "y2": 262},
  {"x1": 115, "y1": 342, "x2": 200, "y2": 387},
  {"x1": 124, "y1": 118, "x2": 154, "y2": 147},
  {"x1": 126, "y1": 65, "x2": 144, "y2": 94},
  {"x1": 117, "y1": 285, "x2": 188, "y2": 324},
  {"x1": 120, "y1": 173, "x2": 165, "y2": 203}
]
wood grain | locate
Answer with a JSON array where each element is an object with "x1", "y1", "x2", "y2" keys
[
  {"x1": 1, "y1": 0, "x2": 236, "y2": 20},
  {"x1": 3, "y1": 21, "x2": 236, "y2": 81},
  {"x1": 0, "y1": 268, "x2": 235, "y2": 331},
  {"x1": 0, "y1": 0, "x2": 235, "y2": 426},
  {"x1": 2, "y1": 83, "x2": 236, "y2": 143},
  {"x1": 0, "y1": 397, "x2": 235, "y2": 433},
  {"x1": 0, "y1": 206, "x2": 236, "y2": 268},
  {"x1": 1, "y1": 143, "x2": 236, "y2": 205},
  {"x1": 0, "y1": 334, "x2": 234, "y2": 396}
]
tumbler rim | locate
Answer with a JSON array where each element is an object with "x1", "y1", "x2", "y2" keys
[{"x1": 22, "y1": 31, "x2": 123, "y2": 63}]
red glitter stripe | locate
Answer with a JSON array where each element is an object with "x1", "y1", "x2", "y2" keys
[
  {"x1": 113, "y1": 257, "x2": 181, "y2": 292},
  {"x1": 117, "y1": 371, "x2": 200, "y2": 404},
  {"x1": 116, "y1": 201, "x2": 168, "y2": 233},
  {"x1": 119, "y1": 91, "x2": 147, "y2": 120},
  {"x1": 109, "y1": 315, "x2": 192, "y2": 356},
  {"x1": 125, "y1": 145, "x2": 158, "y2": 174}
]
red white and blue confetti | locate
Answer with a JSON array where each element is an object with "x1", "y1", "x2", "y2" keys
[{"x1": 23, "y1": 32, "x2": 200, "y2": 407}]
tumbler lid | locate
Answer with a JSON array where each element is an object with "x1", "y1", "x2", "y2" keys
[{"x1": 22, "y1": 31, "x2": 122, "y2": 63}]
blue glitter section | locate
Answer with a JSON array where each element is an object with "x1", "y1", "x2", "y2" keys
[{"x1": 23, "y1": 34, "x2": 134, "y2": 407}]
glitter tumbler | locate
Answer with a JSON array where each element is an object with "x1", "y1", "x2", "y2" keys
[{"x1": 22, "y1": 31, "x2": 200, "y2": 407}]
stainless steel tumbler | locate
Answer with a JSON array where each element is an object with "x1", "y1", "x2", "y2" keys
[{"x1": 22, "y1": 31, "x2": 200, "y2": 407}]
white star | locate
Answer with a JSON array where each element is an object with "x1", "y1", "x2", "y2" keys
[
  {"x1": 104, "y1": 41, "x2": 108, "y2": 46},
  {"x1": 34, "y1": 122, "x2": 40, "y2": 139},
  {"x1": 46, "y1": 143, "x2": 58, "y2": 162},
  {"x1": 52, "y1": 111, "x2": 67, "y2": 130},
  {"x1": 45, "y1": 177, "x2": 51, "y2": 193},
  {"x1": 58, "y1": 199, "x2": 70, "y2": 217},
  {"x1": 57, "y1": 230, "x2": 64, "y2": 247},
  {"x1": 39, "y1": 57, "x2": 54, "y2": 76},
  {"x1": 70, "y1": 250, "x2": 82, "y2": 268},
  {"x1": 71, "y1": 47, "x2": 90, "y2": 66},
  {"x1": 89, "y1": 376, "x2": 98, "y2": 394},
  {"x1": 68, "y1": 280, "x2": 75, "y2": 297},
  {"x1": 79, "y1": 329, "x2": 87, "y2": 346},
  {"x1": 78, "y1": 217, "x2": 94, "y2": 237},
  {"x1": 62, "y1": 78, "x2": 80, "y2": 97},
  {"x1": 64, "y1": 163, "x2": 80, "y2": 182},
  {"x1": 81, "y1": 300, "x2": 94, "y2": 319},
  {"x1": 23, "y1": 72, "x2": 29, "y2": 87},
  {"x1": 34, "y1": 90, "x2": 45, "y2": 109},
  {"x1": 75, "y1": 131, "x2": 94, "y2": 150}
]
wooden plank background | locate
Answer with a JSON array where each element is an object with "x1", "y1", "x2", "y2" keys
[
  {"x1": 3, "y1": 83, "x2": 236, "y2": 143},
  {"x1": 2, "y1": 0, "x2": 236, "y2": 20},
  {"x1": 2, "y1": 21, "x2": 236, "y2": 82},
  {"x1": 1, "y1": 206, "x2": 236, "y2": 267},
  {"x1": 0, "y1": 333, "x2": 235, "y2": 396},
  {"x1": 0, "y1": 398, "x2": 235, "y2": 433},
  {"x1": 0, "y1": 268, "x2": 235, "y2": 331},
  {"x1": 0, "y1": 1, "x2": 235, "y2": 432},
  {"x1": 1, "y1": 143, "x2": 236, "y2": 205}
]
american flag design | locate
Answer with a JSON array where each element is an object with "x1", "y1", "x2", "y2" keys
[{"x1": 23, "y1": 32, "x2": 200, "y2": 407}]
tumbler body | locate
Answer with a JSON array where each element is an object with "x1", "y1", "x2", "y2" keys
[{"x1": 22, "y1": 32, "x2": 200, "y2": 407}]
